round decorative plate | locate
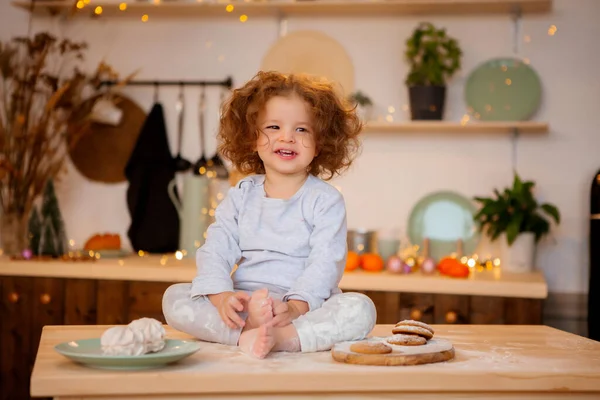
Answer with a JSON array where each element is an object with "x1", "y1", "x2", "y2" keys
[
  {"x1": 465, "y1": 57, "x2": 542, "y2": 121},
  {"x1": 261, "y1": 30, "x2": 355, "y2": 96},
  {"x1": 407, "y1": 191, "x2": 479, "y2": 262},
  {"x1": 55, "y1": 338, "x2": 201, "y2": 370}
]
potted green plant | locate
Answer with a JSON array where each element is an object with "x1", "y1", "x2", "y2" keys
[
  {"x1": 404, "y1": 22, "x2": 462, "y2": 120},
  {"x1": 348, "y1": 90, "x2": 373, "y2": 122},
  {"x1": 473, "y1": 173, "x2": 560, "y2": 273}
]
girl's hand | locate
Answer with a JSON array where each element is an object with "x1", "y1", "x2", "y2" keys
[
  {"x1": 213, "y1": 291, "x2": 250, "y2": 329},
  {"x1": 270, "y1": 299, "x2": 309, "y2": 327},
  {"x1": 270, "y1": 300, "x2": 292, "y2": 327}
]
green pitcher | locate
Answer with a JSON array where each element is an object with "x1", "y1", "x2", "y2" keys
[{"x1": 167, "y1": 174, "x2": 210, "y2": 258}]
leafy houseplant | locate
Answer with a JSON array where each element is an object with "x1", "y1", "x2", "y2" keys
[
  {"x1": 473, "y1": 174, "x2": 560, "y2": 272},
  {"x1": 0, "y1": 32, "x2": 123, "y2": 256},
  {"x1": 404, "y1": 22, "x2": 462, "y2": 120},
  {"x1": 348, "y1": 90, "x2": 373, "y2": 122}
]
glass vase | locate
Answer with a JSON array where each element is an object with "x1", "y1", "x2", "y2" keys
[{"x1": 0, "y1": 210, "x2": 30, "y2": 256}]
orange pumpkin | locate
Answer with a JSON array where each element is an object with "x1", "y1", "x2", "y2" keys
[
  {"x1": 345, "y1": 251, "x2": 361, "y2": 271},
  {"x1": 360, "y1": 253, "x2": 384, "y2": 272},
  {"x1": 437, "y1": 256, "x2": 469, "y2": 278}
]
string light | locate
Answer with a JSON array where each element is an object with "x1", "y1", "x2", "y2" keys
[
  {"x1": 548, "y1": 24, "x2": 557, "y2": 36},
  {"x1": 217, "y1": 55, "x2": 225, "y2": 63},
  {"x1": 205, "y1": 41, "x2": 213, "y2": 49},
  {"x1": 385, "y1": 114, "x2": 393, "y2": 122},
  {"x1": 505, "y1": 78, "x2": 512, "y2": 86},
  {"x1": 141, "y1": 14, "x2": 149, "y2": 22},
  {"x1": 523, "y1": 57, "x2": 530, "y2": 65},
  {"x1": 119, "y1": 2, "x2": 127, "y2": 11},
  {"x1": 153, "y1": 0, "x2": 160, "y2": 4},
  {"x1": 94, "y1": 6, "x2": 102, "y2": 15},
  {"x1": 175, "y1": 251, "x2": 183, "y2": 260},
  {"x1": 524, "y1": 35, "x2": 531, "y2": 43},
  {"x1": 460, "y1": 114, "x2": 470, "y2": 126},
  {"x1": 138, "y1": 250, "x2": 145, "y2": 256},
  {"x1": 387, "y1": 106, "x2": 395, "y2": 113},
  {"x1": 76, "y1": 1, "x2": 84, "y2": 9},
  {"x1": 226, "y1": 4, "x2": 234, "y2": 12},
  {"x1": 84, "y1": 0, "x2": 90, "y2": 3},
  {"x1": 240, "y1": 14, "x2": 248, "y2": 22}
]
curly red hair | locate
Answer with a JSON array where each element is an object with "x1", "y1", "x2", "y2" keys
[{"x1": 217, "y1": 71, "x2": 362, "y2": 181}]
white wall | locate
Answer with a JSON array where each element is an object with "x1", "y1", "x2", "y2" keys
[{"x1": 1, "y1": 0, "x2": 598, "y2": 294}]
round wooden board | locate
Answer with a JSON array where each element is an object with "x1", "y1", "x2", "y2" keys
[
  {"x1": 67, "y1": 93, "x2": 146, "y2": 184},
  {"x1": 261, "y1": 30, "x2": 355, "y2": 97},
  {"x1": 331, "y1": 337, "x2": 455, "y2": 366}
]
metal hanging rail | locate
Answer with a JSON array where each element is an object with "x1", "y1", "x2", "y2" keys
[{"x1": 98, "y1": 76, "x2": 234, "y2": 90}]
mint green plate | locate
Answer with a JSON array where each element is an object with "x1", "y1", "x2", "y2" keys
[
  {"x1": 407, "y1": 191, "x2": 479, "y2": 262},
  {"x1": 465, "y1": 57, "x2": 541, "y2": 121},
  {"x1": 54, "y1": 338, "x2": 201, "y2": 370}
]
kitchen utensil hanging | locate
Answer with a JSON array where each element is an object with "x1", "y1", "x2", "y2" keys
[
  {"x1": 209, "y1": 86, "x2": 230, "y2": 180},
  {"x1": 193, "y1": 86, "x2": 211, "y2": 176},
  {"x1": 173, "y1": 83, "x2": 192, "y2": 172}
]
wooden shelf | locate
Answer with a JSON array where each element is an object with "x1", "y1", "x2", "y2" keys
[
  {"x1": 363, "y1": 121, "x2": 549, "y2": 134},
  {"x1": 12, "y1": 0, "x2": 552, "y2": 19},
  {"x1": 0, "y1": 255, "x2": 547, "y2": 299}
]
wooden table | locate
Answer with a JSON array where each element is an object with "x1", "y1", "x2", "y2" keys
[{"x1": 31, "y1": 324, "x2": 600, "y2": 399}]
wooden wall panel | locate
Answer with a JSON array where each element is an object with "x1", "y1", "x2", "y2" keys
[
  {"x1": 97, "y1": 280, "x2": 128, "y2": 325},
  {"x1": 0, "y1": 277, "x2": 33, "y2": 400},
  {"x1": 505, "y1": 298, "x2": 543, "y2": 324},
  {"x1": 434, "y1": 294, "x2": 470, "y2": 324},
  {"x1": 470, "y1": 296, "x2": 505, "y2": 324},
  {"x1": 64, "y1": 279, "x2": 97, "y2": 325}
]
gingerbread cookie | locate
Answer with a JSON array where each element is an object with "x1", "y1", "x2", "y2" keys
[
  {"x1": 394, "y1": 319, "x2": 434, "y2": 335},
  {"x1": 386, "y1": 333, "x2": 427, "y2": 346},
  {"x1": 350, "y1": 341, "x2": 392, "y2": 355},
  {"x1": 392, "y1": 324, "x2": 434, "y2": 340}
]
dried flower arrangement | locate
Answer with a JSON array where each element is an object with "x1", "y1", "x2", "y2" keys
[{"x1": 0, "y1": 32, "x2": 127, "y2": 255}]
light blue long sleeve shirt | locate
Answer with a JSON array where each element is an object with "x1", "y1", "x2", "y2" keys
[{"x1": 190, "y1": 174, "x2": 347, "y2": 311}]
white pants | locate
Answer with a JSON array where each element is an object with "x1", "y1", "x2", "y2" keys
[{"x1": 162, "y1": 283, "x2": 377, "y2": 353}]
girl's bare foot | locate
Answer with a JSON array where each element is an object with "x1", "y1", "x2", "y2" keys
[
  {"x1": 245, "y1": 289, "x2": 273, "y2": 330},
  {"x1": 273, "y1": 324, "x2": 302, "y2": 352},
  {"x1": 238, "y1": 325, "x2": 275, "y2": 359}
]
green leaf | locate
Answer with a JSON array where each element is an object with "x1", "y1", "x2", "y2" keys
[
  {"x1": 506, "y1": 212, "x2": 524, "y2": 245},
  {"x1": 541, "y1": 203, "x2": 560, "y2": 224},
  {"x1": 513, "y1": 173, "x2": 523, "y2": 194}
]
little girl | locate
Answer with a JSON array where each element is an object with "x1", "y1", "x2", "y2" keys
[{"x1": 162, "y1": 71, "x2": 376, "y2": 359}]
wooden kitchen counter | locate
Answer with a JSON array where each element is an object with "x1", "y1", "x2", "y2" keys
[
  {"x1": 31, "y1": 324, "x2": 600, "y2": 399},
  {"x1": 0, "y1": 254, "x2": 547, "y2": 298}
]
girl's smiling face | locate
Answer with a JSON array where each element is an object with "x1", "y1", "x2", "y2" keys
[{"x1": 255, "y1": 95, "x2": 317, "y2": 178}]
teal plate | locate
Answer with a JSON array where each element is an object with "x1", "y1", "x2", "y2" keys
[
  {"x1": 465, "y1": 57, "x2": 541, "y2": 121},
  {"x1": 55, "y1": 338, "x2": 201, "y2": 370},
  {"x1": 407, "y1": 191, "x2": 479, "y2": 262}
]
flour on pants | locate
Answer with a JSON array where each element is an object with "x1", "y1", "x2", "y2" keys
[{"x1": 162, "y1": 284, "x2": 376, "y2": 352}]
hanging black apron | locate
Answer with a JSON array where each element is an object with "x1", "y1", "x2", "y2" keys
[{"x1": 125, "y1": 102, "x2": 180, "y2": 253}]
